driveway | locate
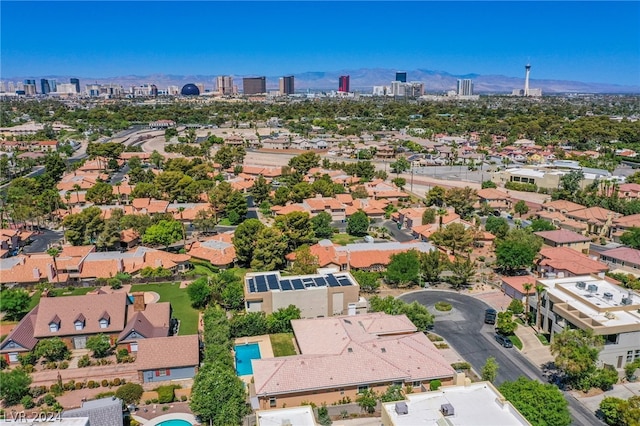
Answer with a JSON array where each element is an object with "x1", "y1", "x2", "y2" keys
[
  {"x1": 23, "y1": 229, "x2": 64, "y2": 254},
  {"x1": 380, "y1": 220, "x2": 414, "y2": 242},
  {"x1": 399, "y1": 290, "x2": 602, "y2": 425}
]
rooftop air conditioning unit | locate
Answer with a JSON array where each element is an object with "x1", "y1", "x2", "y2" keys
[
  {"x1": 576, "y1": 281, "x2": 586, "y2": 289},
  {"x1": 621, "y1": 297, "x2": 632, "y2": 306},
  {"x1": 395, "y1": 402, "x2": 408, "y2": 415},
  {"x1": 587, "y1": 284, "x2": 598, "y2": 293},
  {"x1": 603, "y1": 292, "x2": 613, "y2": 300},
  {"x1": 441, "y1": 403, "x2": 455, "y2": 417}
]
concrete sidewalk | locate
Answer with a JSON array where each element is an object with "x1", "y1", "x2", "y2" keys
[{"x1": 514, "y1": 324, "x2": 555, "y2": 368}]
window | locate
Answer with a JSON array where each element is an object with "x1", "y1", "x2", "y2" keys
[
  {"x1": 8, "y1": 353, "x2": 18, "y2": 363},
  {"x1": 357, "y1": 385, "x2": 369, "y2": 394},
  {"x1": 49, "y1": 323, "x2": 58, "y2": 332},
  {"x1": 130, "y1": 342, "x2": 138, "y2": 352},
  {"x1": 605, "y1": 334, "x2": 619, "y2": 345},
  {"x1": 156, "y1": 369, "x2": 169, "y2": 377},
  {"x1": 392, "y1": 381, "x2": 403, "y2": 387},
  {"x1": 99, "y1": 319, "x2": 109, "y2": 329},
  {"x1": 339, "y1": 388, "x2": 345, "y2": 395},
  {"x1": 269, "y1": 397, "x2": 277, "y2": 408},
  {"x1": 412, "y1": 381, "x2": 421, "y2": 388},
  {"x1": 74, "y1": 321, "x2": 84, "y2": 331},
  {"x1": 627, "y1": 351, "x2": 634, "y2": 363}
]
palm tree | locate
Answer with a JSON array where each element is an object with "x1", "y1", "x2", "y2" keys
[
  {"x1": 522, "y1": 283, "x2": 533, "y2": 324},
  {"x1": 178, "y1": 207, "x2": 187, "y2": 247},
  {"x1": 535, "y1": 284, "x2": 546, "y2": 331},
  {"x1": 64, "y1": 191, "x2": 71, "y2": 209},
  {"x1": 72, "y1": 184, "x2": 81, "y2": 204},
  {"x1": 46, "y1": 247, "x2": 61, "y2": 284}
]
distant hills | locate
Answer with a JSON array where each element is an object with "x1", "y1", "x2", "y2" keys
[{"x1": 7, "y1": 68, "x2": 640, "y2": 94}]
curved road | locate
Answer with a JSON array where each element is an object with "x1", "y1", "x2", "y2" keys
[{"x1": 399, "y1": 290, "x2": 601, "y2": 425}]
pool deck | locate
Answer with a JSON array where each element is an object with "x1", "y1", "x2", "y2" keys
[
  {"x1": 133, "y1": 412, "x2": 197, "y2": 426},
  {"x1": 234, "y1": 334, "x2": 274, "y2": 385}
]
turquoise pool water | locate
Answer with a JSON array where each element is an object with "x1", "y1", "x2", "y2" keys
[
  {"x1": 235, "y1": 343, "x2": 261, "y2": 375},
  {"x1": 157, "y1": 420, "x2": 191, "y2": 426}
]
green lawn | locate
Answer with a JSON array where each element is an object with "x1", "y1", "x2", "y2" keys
[
  {"x1": 50, "y1": 287, "x2": 96, "y2": 297},
  {"x1": 130, "y1": 282, "x2": 199, "y2": 336},
  {"x1": 270, "y1": 333, "x2": 296, "y2": 357},
  {"x1": 189, "y1": 259, "x2": 220, "y2": 276},
  {"x1": 330, "y1": 233, "x2": 362, "y2": 246},
  {"x1": 536, "y1": 333, "x2": 550, "y2": 346},
  {"x1": 508, "y1": 335, "x2": 523, "y2": 350},
  {"x1": 28, "y1": 291, "x2": 42, "y2": 311}
]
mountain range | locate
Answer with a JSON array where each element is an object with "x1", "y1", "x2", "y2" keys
[{"x1": 7, "y1": 68, "x2": 640, "y2": 94}]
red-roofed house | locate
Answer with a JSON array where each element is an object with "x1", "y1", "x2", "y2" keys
[
  {"x1": 187, "y1": 232, "x2": 236, "y2": 267},
  {"x1": 534, "y1": 230, "x2": 591, "y2": 253},
  {"x1": 599, "y1": 247, "x2": 640, "y2": 275},
  {"x1": 501, "y1": 275, "x2": 537, "y2": 302},
  {"x1": 477, "y1": 188, "x2": 512, "y2": 212},
  {"x1": 251, "y1": 313, "x2": 457, "y2": 410},
  {"x1": 537, "y1": 247, "x2": 609, "y2": 278}
]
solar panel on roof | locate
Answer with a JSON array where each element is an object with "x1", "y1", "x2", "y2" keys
[
  {"x1": 338, "y1": 277, "x2": 352, "y2": 286},
  {"x1": 314, "y1": 277, "x2": 327, "y2": 287},
  {"x1": 267, "y1": 274, "x2": 280, "y2": 290},
  {"x1": 255, "y1": 275, "x2": 268, "y2": 292},
  {"x1": 280, "y1": 280, "x2": 293, "y2": 291},
  {"x1": 327, "y1": 274, "x2": 341, "y2": 287},
  {"x1": 247, "y1": 278, "x2": 257, "y2": 293},
  {"x1": 292, "y1": 279, "x2": 304, "y2": 290}
]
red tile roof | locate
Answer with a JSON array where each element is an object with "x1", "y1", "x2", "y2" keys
[
  {"x1": 134, "y1": 335, "x2": 200, "y2": 371},
  {"x1": 535, "y1": 230, "x2": 590, "y2": 244}
]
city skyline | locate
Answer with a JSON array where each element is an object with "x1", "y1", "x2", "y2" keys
[{"x1": 1, "y1": 1, "x2": 639, "y2": 86}]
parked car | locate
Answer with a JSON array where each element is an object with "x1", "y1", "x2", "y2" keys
[
  {"x1": 495, "y1": 334, "x2": 513, "y2": 348},
  {"x1": 484, "y1": 308, "x2": 497, "y2": 324}
]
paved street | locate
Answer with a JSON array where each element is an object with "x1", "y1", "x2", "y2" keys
[
  {"x1": 22, "y1": 229, "x2": 64, "y2": 254},
  {"x1": 399, "y1": 290, "x2": 602, "y2": 425},
  {"x1": 380, "y1": 220, "x2": 414, "y2": 242}
]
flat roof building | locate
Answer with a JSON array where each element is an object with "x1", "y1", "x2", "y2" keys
[
  {"x1": 381, "y1": 382, "x2": 530, "y2": 426},
  {"x1": 531, "y1": 275, "x2": 640, "y2": 368}
]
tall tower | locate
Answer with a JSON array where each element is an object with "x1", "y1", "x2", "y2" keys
[
  {"x1": 338, "y1": 75, "x2": 350, "y2": 93},
  {"x1": 524, "y1": 64, "x2": 531, "y2": 96},
  {"x1": 279, "y1": 76, "x2": 294, "y2": 95},
  {"x1": 395, "y1": 71, "x2": 407, "y2": 83}
]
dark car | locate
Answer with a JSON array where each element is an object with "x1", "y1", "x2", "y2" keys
[
  {"x1": 495, "y1": 334, "x2": 513, "y2": 348},
  {"x1": 484, "y1": 308, "x2": 497, "y2": 325}
]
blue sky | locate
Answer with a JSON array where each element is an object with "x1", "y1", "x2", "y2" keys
[{"x1": 1, "y1": 1, "x2": 639, "y2": 86}]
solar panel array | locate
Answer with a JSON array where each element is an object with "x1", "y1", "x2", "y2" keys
[{"x1": 247, "y1": 273, "x2": 354, "y2": 293}]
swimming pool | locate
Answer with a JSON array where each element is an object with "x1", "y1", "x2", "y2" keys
[
  {"x1": 235, "y1": 343, "x2": 261, "y2": 375},
  {"x1": 157, "y1": 420, "x2": 192, "y2": 426}
]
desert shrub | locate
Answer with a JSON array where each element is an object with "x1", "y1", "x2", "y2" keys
[
  {"x1": 78, "y1": 355, "x2": 92, "y2": 368},
  {"x1": 95, "y1": 391, "x2": 116, "y2": 399},
  {"x1": 180, "y1": 395, "x2": 187, "y2": 402},
  {"x1": 22, "y1": 364, "x2": 34, "y2": 373},
  {"x1": 156, "y1": 385, "x2": 175, "y2": 404},
  {"x1": 112, "y1": 378, "x2": 121, "y2": 386},
  {"x1": 49, "y1": 384, "x2": 63, "y2": 396},
  {"x1": 87, "y1": 380, "x2": 96, "y2": 388},
  {"x1": 59, "y1": 361, "x2": 69, "y2": 370},
  {"x1": 101, "y1": 379, "x2": 109, "y2": 388},
  {"x1": 107, "y1": 278, "x2": 122, "y2": 290},
  {"x1": 63, "y1": 381, "x2": 75, "y2": 391},
  {"x1": 434, "y1": 302, "x2": 452, "y2": 312},
  {"x1": 21, "y1": 395, "x2": 35, "y2": 409},
  {"x1": 115, "y1": 383, "x2": 143, "y2": 405},
  {"x1": 42, "y1": 394, "x2": 57, "y2": 406},
  {"x1": 30, "y1": 386, "x2": 47, "y2": 398},
  {"x1": 19, "y1": 352, "x2": 38, "y2": 367},
  {"x1": 451, "y1": 362, "x2": 472, "y2": 371},
  {"x1": 430, "y1": 379, "x2": 442, "y2": 391},
  {"x1": 75, "y1": 382, "x2": 84, "y2": 390}
]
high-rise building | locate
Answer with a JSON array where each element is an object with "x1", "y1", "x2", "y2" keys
[
  {"x1": 40, "y1": 79, "x2": 56, "y2": 94},
  {"x1": 279, "y1": 76, "x2": 294, "y2": 95},
  {"x1": 243, "y1": 77, "x2": 266, "y2": 95},
  {"x1": 23, "y1": 79, "x2": 36, "y2": 95},
  {"x1": 150, "y1": 85, "x2": 158, "y2": 97},
  {"x1": 70, "y1": 78, "x2": 80, "y2": 93},
  {"x1": 457, "y1": 79, "x2": 473, "y2": 96},
  {"x1": 395, "y1": 71, "x2": 407, "y2": 83},
  {"x1": 524, "y1": 64, "x2": 531, "y2": 96},
  {"x1": 338, "y1": 75, "x2": 350, "y2": 93},
  {"x1": 216, "y1": 76, "x2": 234, "y2": 95}
]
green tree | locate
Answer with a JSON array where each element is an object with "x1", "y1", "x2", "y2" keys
[
  {"x1": 226, "y1": 191, "x2": 247, "y2": 225},
  {"x1": 485, "y1": 216, "x2": 510, "y2": 238},
  {"x1": 528, "y1": 219, "x2": 556, "y2": 232},
  {"x1": 115, "y1": 383, "x2": 144, "y2": 405},
  {"x1": 250, "y1": 175, "x2": 271, "y2": 204},
  {"x1": 356, "y1": 388, "x2": 378, "y2": 414},
  {"x1": 385, "y1": 250, "x2": 421, "y2": 287},
  {"x1": 425, "y1": 186, "x2": 446, "y2": 207},
  {"x1": 350, "y1": 185, "x2": 369, "y2": 199},
  {"x1": 85, "y1": 182, "x2": 114, "y2": 205},
  {"x1": 251, "y1": 227, "x2": 288, "y2": 271},
  {"x1": 420, "y1": 250, "x2": 446, "y2": 284},
  {"x1": 422, "y1": 208, "x2": 436, "y2": 225},
  {"x1": 380, "y1": 385, "x2": 404, "y2": 402},
  {"x1": 288, "y1": 151, "x2": 320, "y2": 175},
  {"x1": 444, "y1": 187, "x2": 478, "y2": 218},
  {"x1": 507, "y1": 299, "x2": 525, "y2": 316},
  {"x1": 447, "y1": 256, "x2": 476, "y2": 289},
  {"x1": 499, "y1": 377, "x2": 571, "y2": 426},
  {"x1": 311, "y1": 211, "x2": 334, "y2": 239},
  {"x1": 0, "y1": 288, "x2": 31, "y2": 321},
  {"x1": 150, "y1": 150, "x2": 164, "y2": 169},
  {"x1": 0, "y1": 368, "x2": 32, "y2": 406},
  {"x1": 495, "y1": 229, "x2": 542, "y2": 273},
  {"x1": 391, "y1": 177, "x2": 406, "y2": 190},
  {"x1": 620, "y1": 227, "x2": 640, "y2": 250},
  {"x1": 430, "y1": 223, "x2": 474, "y2": 255},
  {"x1": 86, "y1": 334, "x2": 111, "y2": 358},
  {"x1": 36, "y1": 337, "x2": 69, "y2": 362},
  {"x1": 599, "y1": 396, "x2": 640, "y2": 426},
  {"x1": 352, "y1": 270, "x2": 380, "y2": 293},
  {"x1": 187, "y1": 277, "x2": 212, "y2": 309},
  {"x1": 481, "y1": 356, "x2": 499, "y2": 383},
  {"x1": 390, "y1": 157, "x2": 410, "y2": 175},
  {"x1": 481, "y1": 180, "x2": 497, "y2": 189},
  {"x1": 514, "y1": 200, "x2": 529, "y2": 217},
  {"x1": 559, "y1": 170, "x2": 584, "y2": 195},
  {"x1": 142, "y1": 219, "x2": 183, "y2": 248},
  {"x1": 220, "y1": 280, "x2": 245, "y2": 311},
  {"x1": 233, "y1": 219, "x2": 266, "y2": 266},
  {"x1": 290, "y1": 245, "x2": 320, "y2": 275},
  {"x1": 189, "y1": 362, "x2": 249, "y2": 425},
  {"x1": 346, "y1": 210, "x2": 369, "y2": 236},
  {"x1": 369, "y1": 296, "x2": 433, "y2": 331},
  {"x1": 551, "y1": 328, "x2": 603, "y2": 386},
  {"x1": 496, "y1": 311, "x2": 518, "y2": 335},
  {"x1": 267, "y1": 305, "x2": 301, "y2": 334},
  {"x1": 275, "y1": 211, "x2": 316, "y2": 251}
]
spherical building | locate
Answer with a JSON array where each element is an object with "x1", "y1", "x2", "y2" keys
[{"x1": 181, "y1": 84, "x2": 200, "y2": 96}]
